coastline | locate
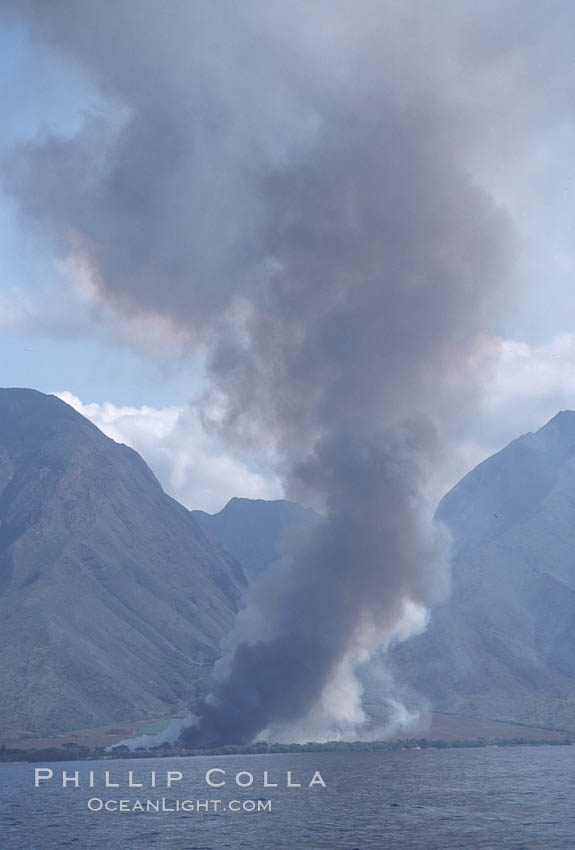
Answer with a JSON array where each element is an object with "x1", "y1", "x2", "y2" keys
[{"x1": 1, "y1": 733, "x2": 572, "y2": 765}]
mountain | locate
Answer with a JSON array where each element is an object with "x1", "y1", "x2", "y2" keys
[
  {"x1": 0, "y1": 388, "x2": 247, "y2": 736},
  {"x1": 7, "y1": 389, "x2": 573, "y2": 738},
  {"x1": 192, "y1": 497, "x2": 317, "y2": 575},
  {"x1": 391, "y1": 410, "x2": 575, "y2": 731},
  {"x1": 198, "y1": 414, "x2": 575, "y2": 732}
]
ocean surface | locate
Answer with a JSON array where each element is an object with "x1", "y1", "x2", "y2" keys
[{"x1": 1, "y1": 745, "x2": 574, "y2": 849}]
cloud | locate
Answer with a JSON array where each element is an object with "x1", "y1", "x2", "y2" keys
[
  {"x1": 422, "y1": 332, "x2": 575, "y2": 500},
  {"x1": 57, "y1": 326, "x2": 575, "y2": 521},
  {"x1": 478, "y1": 332, "x2": 575, "y2": 445},
  {"x1": 54, "y1": 391, "x2": 281, "y2": 513}
]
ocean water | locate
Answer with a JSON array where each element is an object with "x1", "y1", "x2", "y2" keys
[{"x1": 1, "y1": 745, "x2": 574, "y2": 849}]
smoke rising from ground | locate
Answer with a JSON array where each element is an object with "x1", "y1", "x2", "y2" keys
[
  {"x1": 0, "y1": 0, "x2": 552, "y2": 743},
  {"x1": 184, "y1": 423, "x2": 450, "y2": 745}
]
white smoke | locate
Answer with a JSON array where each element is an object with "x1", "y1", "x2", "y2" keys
[{"x1": 117, "y1": 714, "x2": 197, "y2": 751}]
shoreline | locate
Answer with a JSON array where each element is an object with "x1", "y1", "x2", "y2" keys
[{"x1": 1, "y1": 735, "x2": 573, "y2": 764}]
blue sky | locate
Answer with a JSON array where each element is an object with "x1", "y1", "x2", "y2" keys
[{"x1": 0, "y1": 17, "x2": 195, "y2": 406}]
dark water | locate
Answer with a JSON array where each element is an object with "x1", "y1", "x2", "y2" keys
[{"x1": 1, "y1": 746, "x2": 574, "y2": 849}]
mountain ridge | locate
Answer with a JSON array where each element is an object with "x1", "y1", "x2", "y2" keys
[
  {"x1": 0, "y1": 388, "x2": 248, "y2": 735},
  {"x1": 194, "y1": 413, "x2": 575, "y2": 732},
  {"x1": 192, "y1": 496, "x2": 318, "y2": 575},
  {"x1": 3, "y1": 389, "x2": 574, "y2": 737},
  {"x1": 392, "y1": 409, "x2": 575, "y2": 730}
]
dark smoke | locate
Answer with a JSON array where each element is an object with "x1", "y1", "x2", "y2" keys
[
  {"x1": 1, "y1": 0, "x2": 547, "y2": 744},
  {"x1": 184, "y1": 422, "x2": 447, "y2": 746}
]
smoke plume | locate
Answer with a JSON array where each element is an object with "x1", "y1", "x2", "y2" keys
[{"x1": 1, "y1": 0, "x2": 548, "y2": 744}]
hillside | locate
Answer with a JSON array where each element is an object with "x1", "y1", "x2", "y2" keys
[
  {"x1": 5, "y1": 390, "x2": 573, "y2": 738},
  {"x1": 0, "y1": 388, "x2": 247, "y2": 736},
  {"x1": 198, "y1": 416, "x2": 575, "y2": 732},
  {"x1": 391, "y1": 411, "x2": 575, "y2": 731}
]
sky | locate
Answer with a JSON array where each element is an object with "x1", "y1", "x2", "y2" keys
[
  {"x1": 0, "y1": 19, "x2": 198, "y2": 405},
  {"x1": 0, "y1": 14, "x2": 281, "y2": 509},
  {"x1": 2, "y1": 3, "x2": 575, "y2": 513}
]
